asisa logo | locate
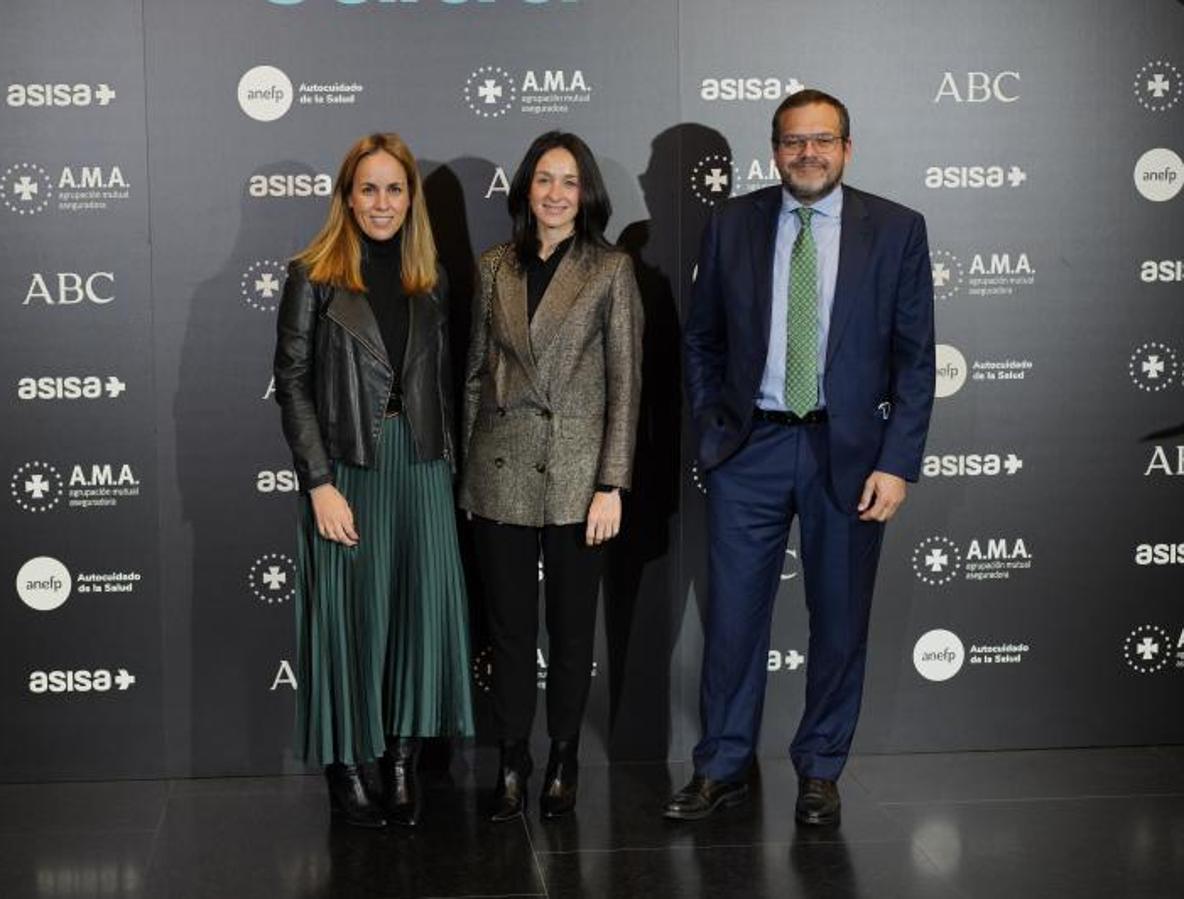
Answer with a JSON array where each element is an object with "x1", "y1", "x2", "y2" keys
[
  {"x1": 248, "y1": 172, "x2": 333, "y2": 198},
  {"x1": 922, "y1": 452, "x2": 1023, "y2": 478},
  {"x1": 256, "y1": 469, "x2": 299, "y2": 493},
  {"x1": 463, "y1": 66, "x2": 592, "y2": 118},
  {"x1": 17, "y1": 375, "x2": 127, "y2": 400},
  {"x1": 1140, "y1": 259, "x2": 1184, "y2": 283},
  {"x1": 699, "y1": 76, "x2": 803, "y2": 101},
  {"x1": 925, "y1": 164, "x2": 1027, "y2": 189},
  {"x1": 6, "y1": 82, "x2": 116, "y2": 108},
  {"x1": 1134, "y1": 543, "x2": 1184, "y2": 566},
  {"x1": 28, "y1": 668, "x2": 136, "y2": 694}
]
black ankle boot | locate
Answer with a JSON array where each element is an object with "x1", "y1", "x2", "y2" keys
[
  {"x1": 490, "y1": 740, "x2": 532, "y2": 823},
  {"x1": 539, "y1": 738, "x2": 579, "y2": 819},
  {"x1": 325, "y1": 763, "x2": 387, "y2": 829},
  {"x1": 379, "y1": 737, "x2": 422, "y2": 827}
]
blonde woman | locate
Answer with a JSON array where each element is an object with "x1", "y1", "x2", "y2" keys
[{"x1": 274, "y1": 133, "x2": 473, "y2": 828}]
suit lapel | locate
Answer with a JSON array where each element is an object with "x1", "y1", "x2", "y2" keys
[
  {"x1": 326, "y1": 287, "x2": 391, "y2": 369},
  {"x1": 493, "y1": 254, "x2": 539, "y2": 378},
  {"x1": 529, "y1": 242, "x2": 590, "y2": 361},
  {"x1": 826, "y1": 185, "x2": 872, "y2": 365},
  {"x1": 748, "y1": 185, "x2": 782, "y2": 357}
]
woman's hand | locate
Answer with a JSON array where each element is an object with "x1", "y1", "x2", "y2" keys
[
  {"x1": 310, "y1": 484, "x2": 359, "y2": 546},
  {"x1": 585, "y1": 489, "x2": 622, "y2": 546}
]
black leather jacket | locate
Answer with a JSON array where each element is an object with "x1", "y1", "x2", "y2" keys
[{"x1": 274, "y1": 261, "x2": 455, "y2": 492}]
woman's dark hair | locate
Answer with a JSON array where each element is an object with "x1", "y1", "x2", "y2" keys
[{"x1": 507, "y1": 131, "x2": 612, "y2": 266}]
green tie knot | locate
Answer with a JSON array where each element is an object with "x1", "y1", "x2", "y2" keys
[{"x1": 795, "y1": 206, "x2": 814, "y2": 228}]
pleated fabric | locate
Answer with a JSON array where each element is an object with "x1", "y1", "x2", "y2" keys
[{"x1": 294, "y1": 415, "x2": 475, "y2": 766}]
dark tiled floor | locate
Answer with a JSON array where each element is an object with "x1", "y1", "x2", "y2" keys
[{"x1": 1, "y1": 747, "x2": 1181, "y2": 898}]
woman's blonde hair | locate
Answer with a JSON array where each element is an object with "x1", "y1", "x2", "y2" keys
[{"x1": 295, "y1": 133, "x2": 438, "y2": 294}]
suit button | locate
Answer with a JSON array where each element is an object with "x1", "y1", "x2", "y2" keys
[
  {"x1": 497, "y1": 407, "x2": 506, "y2": 417},
  {"x1": 535, "y1": 463, "x2": 546, "y2": 474},
  {"x1": 539, "y1": 409, "x2": 552, "y2": 419},
  {"x1": 494, "y1": 458, "x2": 505, "y2": 469}
]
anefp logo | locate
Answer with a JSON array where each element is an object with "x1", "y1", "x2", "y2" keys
[
  {"x1": 238, "y1": 66, "x2": 293, "y2": 122},
  {"x1": 15, "y1": 557, "x2": 72, "y2": 611},
  {"x1": 913, "y1": 629, "x2": 965, "y2": 682}
]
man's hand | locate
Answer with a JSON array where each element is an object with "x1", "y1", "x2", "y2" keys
[
  {"x1": 857, "y1": 471, "x2": 907, "y2": 522},
  {"x1": 586, "y1": 490, "x2": 622, "y2": 546},
  {"x1": 310, "y1": 484, "x2": 359, "y2": 546}
]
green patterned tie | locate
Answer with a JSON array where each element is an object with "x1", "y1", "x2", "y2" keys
[{"x1": 785, "y1": 206, "x2": 818, "y2": 415}]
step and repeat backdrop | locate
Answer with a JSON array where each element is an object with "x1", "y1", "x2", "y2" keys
[{"x1": 2, "y1": 0, "x2": 1181, "y2": 780}]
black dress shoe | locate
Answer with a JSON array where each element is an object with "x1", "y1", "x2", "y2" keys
[
  {"x1": 539, "y1": 739, "x2": 579, "y2": 819},
  {"x1": 490, "y1": 740, "x2": 533, "y2": 823},
  {"x1": 379, "y1": 737, "x2": 422, "y2": 827},
  {"x1": 325, "y1": 763, "x2": 388, "y2": 829},
  {"x1": 662, "y1": 774, "x2": 749, "y2": 821},
  {"x1": 795, "y1": 777, "x2": 840, "y2": 826}
]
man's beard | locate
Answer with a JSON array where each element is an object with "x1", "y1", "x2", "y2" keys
[{"x1": 783, "y1": 156, "x2": 844, "y2": 203}]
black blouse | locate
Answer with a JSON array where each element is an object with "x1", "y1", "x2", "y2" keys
[{"x1": 526, "y1": 234, "x2": 574, "y2": 322}]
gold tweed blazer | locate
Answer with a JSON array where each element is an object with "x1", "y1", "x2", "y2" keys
[{"x1": 459, "y1": 240, "x2": 643, "y2": 527}]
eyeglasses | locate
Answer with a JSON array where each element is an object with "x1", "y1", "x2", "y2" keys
[{"x1": 775, "y1": 133, "x2": 846, "y2": 154}]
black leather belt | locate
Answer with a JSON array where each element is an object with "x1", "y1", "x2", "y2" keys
[{"x1": 753, "y1": 407, "x2": 828, "y2": 426}]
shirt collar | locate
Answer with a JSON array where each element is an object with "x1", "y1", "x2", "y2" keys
[{"x1": 780, "y1": 183, "x2": 843, "y2": 219}]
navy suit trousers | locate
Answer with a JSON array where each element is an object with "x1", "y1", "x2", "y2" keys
[{"x1": 693, "y1": 418, "x2": 884, "y2": 783}]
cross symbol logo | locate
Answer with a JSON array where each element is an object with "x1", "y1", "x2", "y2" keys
[
  {"x1": 785, "y1": 650, "x2": 805, "y2": 670},
  {"x1": 704, "y1": 167, "x2": 729, "y2": 193},
  {"x1": 25, "y1": 474, "x2": 50, "y2": 499},
  {"x1": 105, "y1": 377, "x2": 127, "y2": 397},
  {"x1": 115, "y1": 669, "x2": 136, "y2": 690},
  {"x1": 1148, "y1": 73, "x2": 1170, "y2": 98},
  {"x1": 1136, "y1": 636, "x2": 1159, "y2": 660},
  {"x1": 1004, "y1": 454, "x2": 1023, "y2": 475},
  {"x1": 95, "y1": 84, "x2": 117, "y2": 106},
  {"x1": 255, "y1": 273, "x2": 280, "y2": 298},
  {"x1": 925, "y1": 548, "x2": 949, "y2": 573},
  {"x1": 1142, "y1": 355, "x2": 1165, "y2": 379},
  {"x1": 1007, "y1": 166, "x2": 1027, "y2": 187},
  {"x1": 13, "y1": 176, "x2": 38, "y2": 202},
  {"x1": 786, "y1": 78, "x2": 805, "y2": 94},
  {"x1": 932, "y1": 262, "x2": 951, "y2": 287},
  {"x1": 477, "y1": 79, "x2": 503, "y2": 105},
  {"x1": 262, "y1": 566, "x2": 287, "y2": 590}
]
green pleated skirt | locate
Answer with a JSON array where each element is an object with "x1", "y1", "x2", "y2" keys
[{"x1": 294, "y1": 415, "x2": 475, "y2": 766}]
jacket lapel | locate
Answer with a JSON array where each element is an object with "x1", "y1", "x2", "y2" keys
[
  {"x1": 493, "y1": 254, "x2": 539, "y2": 378},
  {"x1": 748, "y1": 185, "x2": 782, "y2": 357},
  {"x1": 326, "y1": 287, "x2": 391, "y2": 370},
  {"x1": 826, "y1": 185, "x2": 872, "y2": 365},
  {"x1": 529, "y1": 242, "x2": 589, "y2": 360}
]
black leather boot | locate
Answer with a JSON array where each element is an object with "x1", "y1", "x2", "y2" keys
[
  {"x1": 490, "y1": 740, "x2": 533, "y2": 823},
  {"x1": 325, "y1": 763, "x2": 388, "y2": 828},
  {"x1": 539, "y1": 738, "x2": 579, "y2": 819},
  {"x1": 379, "y1": 737, "x2": 422, "y2": 827}
]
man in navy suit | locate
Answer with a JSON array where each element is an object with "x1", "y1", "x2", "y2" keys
[{"x1": 665, "y1": 89, "x2": 935, "y2": 826}]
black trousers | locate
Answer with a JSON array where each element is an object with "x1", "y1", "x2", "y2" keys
[{"x1": 471, "y1": 516, "x2": 605, "y2": 741}]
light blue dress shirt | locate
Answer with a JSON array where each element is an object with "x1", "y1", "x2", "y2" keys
[{"x1": 758, "y1": 184, "x2": 843, "y2": 411}]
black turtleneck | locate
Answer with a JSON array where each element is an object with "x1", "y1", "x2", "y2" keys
[{"x1": 361, "y1": 231, "x2": 409, "y2": 408}]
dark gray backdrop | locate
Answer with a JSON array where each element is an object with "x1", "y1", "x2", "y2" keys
[{"x1": 2, "y1": 0, "x2": 1182, "y2": 781}]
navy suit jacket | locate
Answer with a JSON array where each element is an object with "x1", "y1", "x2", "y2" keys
[{"x1": 684, "y1": 183, "x2": 936, "y2": 513}]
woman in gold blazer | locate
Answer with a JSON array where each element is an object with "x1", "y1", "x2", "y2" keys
[{"x1": 460, "y1": 131, "x2": 642, "y2": 821}]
